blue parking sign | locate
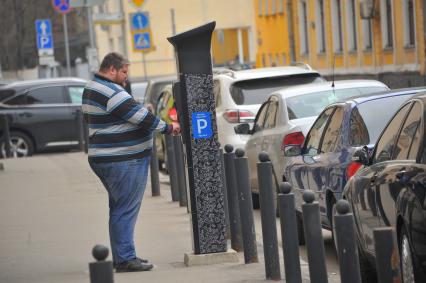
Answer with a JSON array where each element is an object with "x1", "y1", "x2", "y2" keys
[
  {"x1": 37, "y1": 35, "x2": 53, "y2": 49},
  {"x1": 192, "y1": 112, "x2": 213, "y2": 139}
]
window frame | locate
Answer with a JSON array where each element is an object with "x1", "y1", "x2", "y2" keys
[
  {"x1": 25, "y1": 85, "x2": 68, "y2": 105},
  {"x1": 346, "y1": 0, "x2": 358, "y2": 51},
  {"x1": 381, "y1": 0, "x2": 394, "y2": 49},
  {"x1": 303, "y1": 106, "x2": 336, "y2": 156},
  {"x1": 315, "y1": 0, "x2": 326, "y2": 53},
  {"x1": 403, "y1": 0, "x2": 416, "y2": 47},
  {"x1": 331, "y1": 0, "x2": 343, "y2": 52},
  {"x1": 298, "y1": 0, "x2": 310, "y2": 55}
]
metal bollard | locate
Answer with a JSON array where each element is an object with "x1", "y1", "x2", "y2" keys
[
  {"x1": 373, "y1": 227, "x2": 401, "y2": 283},
  {"x1": 223, "y1": 144, "x2": 243, "y2": 252},
  {"x1": 1, "y1": 114, "x2": 12, "y2": 158},
  {"x1": 173, "y1": 134, "x2": 188, "y2": 207},
  {"x1": 150, "y1": 134, "x2": 161, "y2": 196},
  {"x1": 76, "y1": 109, "x2": 85, "y2": 152},
  {"x1": 165, "y1": 133, "x2": 179, "y2": 201},
  {"x1": 89, "y1": 245, "x2": 114, "y2": 283},
  {"x1": 257, "y1": 152, "x2": 281, "y2": 280},
  {"x1": 278, "y1": 182, "x2": 302, "y2": 283},
  {"x1": 334, "y1": 199, "x2": 361, "y2": 283},
  {"x1": 234, "y1": 148, "x2": 258, "y2": 264},
  {"x1": 302, "y1": 191, "x2": 328, "y2": 283}
]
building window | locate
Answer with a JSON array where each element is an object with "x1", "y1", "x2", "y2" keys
[
  {"x1": 265, "y1": 0, "x2": 269, "y2": 16},
  {"x1": 258, "y1": 0, "x2": 263, "y2": 16},
  {"x1": 331, "y1": 0, "x2": 343, "y2": 52},
  {"x1": 271, "y1": 0, "x2": 276, "y2": 15},
  {"x1": 298, "y1": 0, "x2": 309, "y2": 55},
  {"x1": 381, "y1": 0, "x2": 394, "y2": 48},
  {"x1": 346, "y1": 0, "x2": 357, "y2": 51},
  {"x1": 278, "y1": 0, "x2": 284, "y2": 13},
  {"x1": 362, "y1": 19, "x2": 373, "y2": 50},
  {"x1": 403, "y1": 0, "x2": 416, "y2": 47},
  {"x1": 282, "y1": 52, "x2": 286, "y2": 64},
  {"x1": 315, "y1": 0, "x2": 326, "y2": 53}
]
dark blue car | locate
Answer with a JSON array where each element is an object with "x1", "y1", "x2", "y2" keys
[{"x1": 282, "y1": 87, "x2": 426, "y2": 244}]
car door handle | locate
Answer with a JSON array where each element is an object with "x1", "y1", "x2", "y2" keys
[
  {"x1": 370, "y1": 175, "x2": 377, "y2": 183},
  {"x1": 396, "y1": 171, "x2": 406, "y2": 180},
  {"x1": 18, "y1": 112, "x2": 32, "y2": 118}
]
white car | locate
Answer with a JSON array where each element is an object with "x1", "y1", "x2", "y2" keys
[
  {"x1": 213, "y1": 65, "x2": 326, "y2": 150},
  {"x1": 236, "y1": 80, "x2": 389, "y2": 206}
]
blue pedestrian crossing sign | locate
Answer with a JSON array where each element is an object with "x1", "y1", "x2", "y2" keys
[
  {"x1": 133, "y1": 32, "x2": 151, "y2": 50},
  {"x1": 192, "y1": 112, "x2": 213, "y2": 139},
  {"x1": 131, "y1": 12, "x2": 149, "y2": 30},
  {"x1": 35, "y1": 19, "x2": 54, "y2": 56}
]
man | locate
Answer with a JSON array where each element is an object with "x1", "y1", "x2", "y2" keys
[{"x1": 82, "y1": 52, "x2": 178, "y2": 272}]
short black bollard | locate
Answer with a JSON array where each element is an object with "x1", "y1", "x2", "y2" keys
[
  {"x1": 76, "y1": 109, "x2": 85, "y2": 152},
  {"x1": 173, "y1": 134, "x2": 188, "y2": 207},
  {"x1": 234, "y1": 148, "x2": 258, "y2": 264},
  {"x1": 223, "y1": 144, "x2": 243, "y2": 252},
  {"x1": 150, "y1": 134, "x2": 161, "y2": 196},
  {"x1": 1, "y1": 114, "x2": 12, "y2": 158},
  {"x1": 257, "y1": 152, "x2": 281, "y2": 280},
  {"x1": 373, "y1": 227, "x2": 401, "y2": 283},
  {"x1": 165, "y1": 133, "x2": 179, "y2": 202},
  {"x1": 89, "y1": 245, "x2": 114, "y2": 283},
  {"x1": 302, "y1": 191, "x2": 328, "y2": 283},
  {"x1": 278, "y1": 182, "x2": 302, "y2": 283},
  {"x1": 334, "y1": 199, "x2": 361, "y2": 283}
]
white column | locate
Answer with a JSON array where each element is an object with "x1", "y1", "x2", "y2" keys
[{"x1": 237, "y1": 28, "x2": 244, "y2": 64}]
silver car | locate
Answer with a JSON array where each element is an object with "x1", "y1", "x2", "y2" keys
[{"x1": 235, "y1": 80, "x2": 389, "y2": 207}]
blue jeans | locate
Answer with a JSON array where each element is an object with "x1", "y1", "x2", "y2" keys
[{"x1": 89, "y1": 157, "x2": 150, "y2": 264}]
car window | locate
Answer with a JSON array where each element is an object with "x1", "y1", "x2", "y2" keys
[
  {"x1": 304, "y1": 107, "x2": 334, "y2": 155},
  {"x1": 253, "y1": 102, "x2": 269, "y2": 132},
  {"x1": 356, "y1": 95, "x2": 413, "y2": 145},
  {"x1": 230, "y1": 74, "x2": 324, "y2": 105},
  {"x1": 285, "y1": 86, "x2": 388, "y2": 120},
  {"x1": 321, "y1": 106, "x2": 344, "y2": 153},
  {"x1": 26, "y1": 86, "x2": 66, "y2": 104},
  {"x1": 394, "y1": 102, "x2": 422, "y2": 160},
  {"x1": 374, "y1": 103, "x2": 411, "y2": 163},
  {"x1": 68, "y1": 86, "x2": 84, "y2": 104},
  {"x1": 349, "y1": 107, "x2": 370, "y2": 146},
  {"x1": 0, "y1": 89, "x2": 16, "y2": 102},
  {"x1": 263, "y1": 101, "x2": 278, "y2": 129},
  {"x1": 4, "y1": 94, "x2": 27, "y2": 105}
]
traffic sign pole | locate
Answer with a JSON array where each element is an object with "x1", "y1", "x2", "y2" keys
[{"x1": 63, "y1": 13, "x2": 71, "y2": 76}]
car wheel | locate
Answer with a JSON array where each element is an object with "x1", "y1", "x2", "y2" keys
[
  {"x1": 252, "y1": 192, "x2": 260, "y2": 209},
  {"x1": 1, "y1": 131, "x2": 34, "y2": 158},
  {"x1": 400, "y1": 228, "x2": 416, "y2": 283},
  {"x1": 331, "y1": 201, "x2": 338, "y2": 254},
  {"x1": 296, "y1": 212, "x2": 306, "y2": 245}
]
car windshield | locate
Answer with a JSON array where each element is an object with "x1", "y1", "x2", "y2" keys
[
  {"x1": 286, "y1": 86, "x2": 387, "y2": 120},
  {"x1": 350, "y1": 95, "x2": 413, "y2": 145},
  {"x1": 230, "y1": 74, "x2": 324, "y2": 105}
]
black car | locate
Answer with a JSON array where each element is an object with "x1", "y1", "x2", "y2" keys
[
  {"x1": 0, "y1": 78, "x2": 87, "y2": 157},
  {"x1": 343, "y1": 92, "x2": 426, "y2": 282}
]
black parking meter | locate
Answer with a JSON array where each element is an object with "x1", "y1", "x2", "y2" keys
[{"x1": 168, "y1": 22, "x2": 227, "y2": 254}]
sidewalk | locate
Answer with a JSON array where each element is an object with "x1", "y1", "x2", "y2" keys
[{"x1": 0, "y1": 153, "x2": 337, "y2": 283}]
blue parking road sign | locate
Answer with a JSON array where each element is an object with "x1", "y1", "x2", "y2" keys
[
  {"x1": 35, "y1": 19, "x2": 54, "y2": 51},
  {"x1": 192, "y1": 112, "x2": 213, "y2": 139},
  {"x1": 133, "y1": 32, "x2": 151, "y2": 50},
  {"x1": 131, "y1": 12, "x2": 149, "y2": 30}
]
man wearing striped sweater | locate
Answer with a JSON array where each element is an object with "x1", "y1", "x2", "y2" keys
[{"x1": 82, "y1": 52, "x2": 178, "y2": 272}]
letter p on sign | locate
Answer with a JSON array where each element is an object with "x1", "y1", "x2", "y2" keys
[{"x1": 192, "y1": 112, "x2": 213, "y2": 139}]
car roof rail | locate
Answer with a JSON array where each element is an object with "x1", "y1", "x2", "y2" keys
[
  {"x1": 212, "y1": 68, "x2": 236, "y2": 78},
  {"x1": 289, "y1": 62, "x2": 313, "y2": 71}
]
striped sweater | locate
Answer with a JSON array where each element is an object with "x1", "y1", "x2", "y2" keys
[{"x1": 82, "y1": 74, "x2": 171, "y2": 163}]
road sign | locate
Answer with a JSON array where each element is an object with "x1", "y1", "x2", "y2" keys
[
  {"x1": 93, "y1": 13, "x2": 124, "y2": 25},
  {"x1": 192, "y1": 112, "x2": 213, "y2": 139},
  {"x1": 131, "y1": 12, "x2": 149, "y2": 30},
  {"x1": 133, "y1": 32, "x2": 151, "y2": 50},
  {"x1": 35, "y1": 19, "x2": 54, "y2": 56},
  {"x1": 70, "y1": 0, "x2": 105, "y2": 7},
  {"x1": 129, "y1": 0, "x2": 146, "y2": 9},
  {"x1": 52, "y1": 0, "x2": 72, "y2": 14}
]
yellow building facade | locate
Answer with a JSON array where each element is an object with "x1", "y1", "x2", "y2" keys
[
  {"x1": 94, "y1": 0, "x2": 257, "y2": 80},
  {"x1": 255, "y1": 0, "x2": 425, "y2": 82}
]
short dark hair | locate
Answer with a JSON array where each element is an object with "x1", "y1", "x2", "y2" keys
[{"x1": 99, "y1": 52, "x2": 129, "y2": 72}]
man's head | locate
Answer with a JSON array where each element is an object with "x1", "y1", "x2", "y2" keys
[{"x1": 98, "y1": 52, "x2": 130, "y2": 85}]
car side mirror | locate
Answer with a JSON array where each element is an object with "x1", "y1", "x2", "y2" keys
[
  {"x1": 283, "y1": 144, "x2": 302, "y2": 157},
  {"x1": 352, "y1": 148, "x2": 369, "y2": 165},
  {"x1": 234, "y1": 123, "x2": 250, "y2": 135}
]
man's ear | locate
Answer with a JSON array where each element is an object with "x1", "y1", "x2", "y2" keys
[{"x1": 109, "y1": 66, "x2": 117, "y2": 76}]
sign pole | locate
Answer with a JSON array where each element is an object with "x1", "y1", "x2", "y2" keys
[
  {"x1": 62, "y1": 13, "x2": 71, "y2": 76},
  {"x1": 142, "y1": 53, "x2": 147, "y2": 81}
]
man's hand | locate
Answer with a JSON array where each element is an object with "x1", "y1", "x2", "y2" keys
[
  {"x1": 145, "y1": 103, "x2": 154, "y2": 113},
  {"x1": 172, "y1": 122, "x2": 181, "y2": 135}
]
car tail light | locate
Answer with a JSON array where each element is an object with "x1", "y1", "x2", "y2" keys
[
  {"x1": 168, "y1": 108, "x2": 178, "y2": 122},
  {"x1": 223, "y1": 109, "x2": 255, "y2": 123},
  {"x1": 281, "y1": 132, "x2": 305, "y2": 151},
  {"x1": 346, "y1": 162, "x2": 362, "y2": 179}
]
